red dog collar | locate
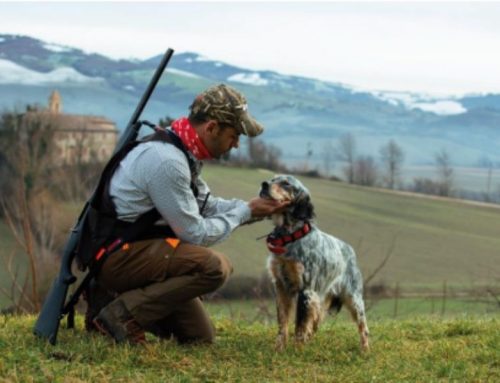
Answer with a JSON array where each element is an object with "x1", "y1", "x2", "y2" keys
[{"x1": 266, "y1": 222, "x2": 311, "y2": 254}]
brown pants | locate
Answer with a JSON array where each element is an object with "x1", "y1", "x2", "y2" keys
[{"x1": 97, "y1": 239, "x2": 232, "y2": 343}]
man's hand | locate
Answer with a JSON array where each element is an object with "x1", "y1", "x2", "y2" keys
[{"x1": 248, "y1": 197, "x2": 290, "y2": 218}]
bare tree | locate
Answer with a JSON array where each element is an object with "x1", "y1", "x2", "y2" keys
[
  {"x1": 363, "y1": 236, "x2": 397, "y2": 291},
  {"x1": 247, "y1": 138, "x2": 284, "y2": 171},
  {"x1": 411, "y1": 177, "x2": 440, "y2": 195},
  {"x1": 353, "y1": 156, "x2": 378, "y2": 186},
  {"x1": 0, "y1": 107, "x2": 59, "y2": 312},
  {"x1": 304, "y1": 142, "x2": 313, "y2": 171},
  {"x1": 435, "y1": 149, "x2": 454, "y2": 197},
  {"x1": 379, "y1": 139, "x2": 404, "y2": 189},
  {"x1": 478, "y1": 156, "x2": 494, "y2": 202},
  {"x1": 321, "y1": 140, "x2": 335, "y2": 177},
  {"x1": 0, "y1": 152, "x2": 14, "y2": 218},
  {"x1": 353, "y1": 235, "x2": 398, "y2": 309},
  {"x1": 337, "y1": 133, "x2": 356, "y2": 183}
]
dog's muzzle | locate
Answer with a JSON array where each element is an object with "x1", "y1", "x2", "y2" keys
[{"x1": 259, "y1": 182, "x2": 271, "y2": 199}]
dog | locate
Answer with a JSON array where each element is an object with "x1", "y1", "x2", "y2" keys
[{"x1": 260, "y1": 175, "x2": 369, "y2": 352}]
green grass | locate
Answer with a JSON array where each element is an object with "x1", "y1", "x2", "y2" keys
[{"x1": 0, "y1": 314, "x2": 498, "y2": 382}]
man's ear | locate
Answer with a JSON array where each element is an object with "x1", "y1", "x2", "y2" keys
[{"x1": 205, "y1": 120, "x2": 219, "y2": 135}]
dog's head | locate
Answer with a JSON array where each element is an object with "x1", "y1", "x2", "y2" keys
[{"x1": 259, "y1": 174, "x2": 315, "y2": 227}]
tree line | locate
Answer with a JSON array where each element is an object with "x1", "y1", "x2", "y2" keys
[
  {"x1": 223, "y1": 130, "x2": 500, "y2": 204},
  {"x1": 333, "y1": 133, "x2": 457, "y2": 196}
]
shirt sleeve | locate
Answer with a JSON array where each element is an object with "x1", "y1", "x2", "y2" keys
[
  {"x1": 195, "y1": 176, "x2": 249, "y2": 217},
  {"x1": 145, "y1": 155, "x2": 252, "y2": 247}
]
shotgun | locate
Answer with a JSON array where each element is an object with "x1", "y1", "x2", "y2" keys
[{"x1": 33, "y1": 48, "x2": 174, "y2": 344}]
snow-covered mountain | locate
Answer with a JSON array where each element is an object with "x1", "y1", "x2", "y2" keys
[
  {"x1": 0, "y1": 59, "x2": 104, "y2": 85},
  {"x1": 0, "y1": 34, "x2": 499, "y2": 167}
]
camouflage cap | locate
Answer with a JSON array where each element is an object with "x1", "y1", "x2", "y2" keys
[{"x1": 189, "y1": 84, "x2": 264, "y2": 137}]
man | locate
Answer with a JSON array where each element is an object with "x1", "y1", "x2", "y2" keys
[{"x1": 89, "y1": 84, "x2": 287, "y2": 344}]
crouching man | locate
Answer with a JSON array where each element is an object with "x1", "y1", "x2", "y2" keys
[{"x1": 86, "y1": 84, "x2": 288, "y2": 344}]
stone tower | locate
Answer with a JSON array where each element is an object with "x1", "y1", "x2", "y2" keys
[{"x1": 48, "y1": 90, "x2": 62, "y2": 114}]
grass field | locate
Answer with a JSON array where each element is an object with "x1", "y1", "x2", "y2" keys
[
  {"x1": 201, "y1": 165, "x2": 500, "y2": 290},
  {"x1": 0, "y1": 314, "x2": 498, "y2": 382}
]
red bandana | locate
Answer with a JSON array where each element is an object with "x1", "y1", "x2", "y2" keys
[{"x1": 171, "y1": 117, "x2": 213, "y2": 160}]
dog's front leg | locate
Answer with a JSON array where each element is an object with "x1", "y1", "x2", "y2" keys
[
  {"x1": 274, "y1": 280, "x2": 295, "y2": 351},
  {"x1": 295, "y1": 290, "x2": 321, "y2": 344}
]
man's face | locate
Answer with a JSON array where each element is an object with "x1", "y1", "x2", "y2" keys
[{"x1": 205, "y1": 122, "x2": 240, "y2": 159}]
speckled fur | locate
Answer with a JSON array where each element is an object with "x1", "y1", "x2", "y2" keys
[{"x1": 262, "y1": 175, "x2": 369, "y2": 351}]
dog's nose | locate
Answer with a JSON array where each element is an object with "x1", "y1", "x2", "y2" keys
[{"x1": 260, "y1": 182, "x2": 270, "y2": 198}]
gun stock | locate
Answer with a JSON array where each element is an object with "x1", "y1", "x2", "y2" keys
[{"x1": 33, "y1": 48, "x2": 174, "y2": 344}]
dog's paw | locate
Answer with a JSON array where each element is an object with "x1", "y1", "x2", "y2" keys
[
  {"x1": 275, "y1": 335, "x2": 287, "y2": 352},
  {"x1": 361, "y1": 339, "x2": 370, "y2": 353},
  {"x1": 294, "y1": 332, "x2": 310, "y2": 345}
]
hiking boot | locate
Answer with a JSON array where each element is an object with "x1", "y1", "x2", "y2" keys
[
  {"x1": 83, "y1": 279, "x2": 115, "y2": 332},
  {"x1": 93, "y1": 299, "x2": 146, "y2": 345}
]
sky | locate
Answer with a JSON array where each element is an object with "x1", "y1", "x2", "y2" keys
[{"x1": 2, "y1": 1, "x2": 500, "y2": 96}]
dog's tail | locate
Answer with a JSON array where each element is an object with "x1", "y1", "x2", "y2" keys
[{"x1": 329, "y1": 296, "x2": 343, "y2": 314}]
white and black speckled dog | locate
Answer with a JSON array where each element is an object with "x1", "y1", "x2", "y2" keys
[{"x1": 260, "y1": 175, "x2": 369, "y2": 352}]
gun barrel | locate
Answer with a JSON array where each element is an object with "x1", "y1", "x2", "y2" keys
[{"x1": 115, "y1": 48, "x2": 174, "y2": 151}]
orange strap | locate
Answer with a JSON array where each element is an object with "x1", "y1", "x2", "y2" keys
[{"x1": 165, "y1": 238, "x2": 180, "y2": 249}]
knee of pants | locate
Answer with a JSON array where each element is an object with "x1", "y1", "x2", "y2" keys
[{"x1": 202, "y1": 250, "x2": 233, "y2": 288}]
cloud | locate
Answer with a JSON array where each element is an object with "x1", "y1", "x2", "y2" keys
[{"x1": 2, "y1": 2, "x2": 500, "y2": 95}]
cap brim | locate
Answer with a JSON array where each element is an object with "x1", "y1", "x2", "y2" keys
[{"x1": 239, "y1": 113, "x2": 264, "y2": 137}]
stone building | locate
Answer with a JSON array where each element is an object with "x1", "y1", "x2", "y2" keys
[{"x1": 44, "y1": 90, "x2": 118, "y2": 164}]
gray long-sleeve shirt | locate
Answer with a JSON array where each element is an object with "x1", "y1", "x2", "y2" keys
[{"x1": 109, "y1": 140, "x2": 252, "y2": 247}]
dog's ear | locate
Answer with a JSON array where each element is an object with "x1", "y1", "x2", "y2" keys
[{"x1": 292, "y1": 195, "x2": 315, "y2": 220}]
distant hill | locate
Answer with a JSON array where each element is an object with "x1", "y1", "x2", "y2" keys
[{"x1": 1, "y1": 33, "x2": 500, "y2": 167}]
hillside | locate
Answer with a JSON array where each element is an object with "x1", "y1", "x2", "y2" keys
[
  {"x1": 1, "y1": 164, "x2": 499, "y2": 310},
  {"x1": 1, "y1": 34, "x2": 500, "y2": 168},
  {"x1": 203, "y1": 166, "x2": 500, "y2": 290},
  {"x1": 0, "y1": 315, "x2": 498, "y2": 382}
]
